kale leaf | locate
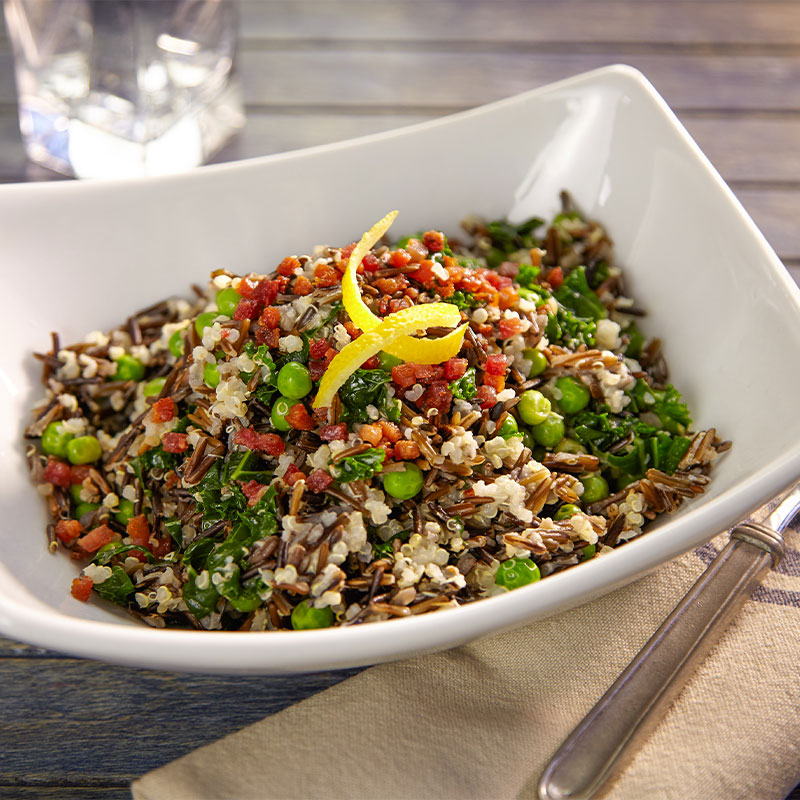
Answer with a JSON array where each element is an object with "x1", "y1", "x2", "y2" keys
[
  {"x1": 545, "y1": 306, "x2": 597, "y2": 349},
  {"x1": 444, "y1": 290, "x2": 479, "y2": 310},
  {"x1": 163, "y1": 518, "x2": 184, "y2": 547},
  {"x1": 185, "y1": 476, "x2": 279, "y2": 618},
  {"x1": 553, "y1": 266, "x2": 607, "y2": 321},
  {"x1": 571, "y1": 405, "x2": 694, "y2": 489},
  {"x1": 183, "y1": 536, "x2": 217, "y2": 570},
  {"x1": 91, "y1": 543, "x2": 153, "y2": 566},
  {"x1": 485, "y1": 217, "x2": 544, "y2": 253},
  {"x1": 628, "y1": 381, "x2": 692, "y2": 433},
  {"x1": 339, "y1": 368, "x2": 400, "y2": 423},
  {"x1": 333, "y1": 448, "x2": 386, "y2": 483},
  {"x1": 516, "y1": 263, "x2": 541, "y2": 290},
  {"x1": 92, "y1": 566, "x2": 135, "y2": 606},
  {"x1": 195, "y1": 462, "x2": 278, "y2": 541},
  {"x1": 131, "y1": 445, "x2": 178, "y2": 477},
  {"x1": 183, "y1": 565, "x2": 220, "y2": 618},
  {"x1": 448, "y1": 367, "x2": 478, "y2": 400},
  {"x1": 223, "y1": 450, "x2": 271, "y2": 485}
]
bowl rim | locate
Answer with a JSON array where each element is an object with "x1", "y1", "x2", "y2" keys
[{"x1": 2, "y1": 64, "x2": 799, "y2": 673}]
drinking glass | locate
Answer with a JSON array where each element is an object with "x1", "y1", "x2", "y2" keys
[{"x1": 4, "y1": 0, "x2": 245, "y2": 178}]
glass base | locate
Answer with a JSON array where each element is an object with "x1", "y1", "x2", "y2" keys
[{"x1": 18, "y1": 79, "x2": 245, "y2": 179}]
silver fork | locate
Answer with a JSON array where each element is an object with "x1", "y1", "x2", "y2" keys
[{"x1": 538, "y1": 485, "x2": 800, "y2": 800}]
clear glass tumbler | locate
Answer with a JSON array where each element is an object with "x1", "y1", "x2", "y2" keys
[{"x1": 4, "y1": 0, "x2": 245, "y2": 178}]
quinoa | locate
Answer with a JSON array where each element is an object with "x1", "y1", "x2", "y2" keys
[{"x1": 24, "y1": 192, "x2": 729, "y2": 630}]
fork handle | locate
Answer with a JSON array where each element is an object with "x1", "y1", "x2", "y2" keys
[{"x1": 538, "y1": 521, "x2": 785, "y2": 800}]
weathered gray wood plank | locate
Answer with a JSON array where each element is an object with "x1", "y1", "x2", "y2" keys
[
  {"x1": 0, "y1": 788, "x2": 130, "y2": 799},
  {"x1": 237, "y1": 1, "x2": 800, "y2": 45},
  {"x1": 4, "y1": 109, "x2": 799, "y2": 186},
  {"x1": 1, "y1": 50, "x2": 800, "y2": 111},
  {"x1": 684, "y1": 116, "x2": 800, "y2": 182},
  {"x1": 0, "y1": 636, "x2": 52, "y2": 657},
  {"x1": 735, "y1": 187, "x2": 800, "y2": 260},
  {"x1": 0, "y1": 657, "x2": 358, "y2": 784},
  {"x1": 235, "y1": 51, "x2": 800, "y2": 112}
]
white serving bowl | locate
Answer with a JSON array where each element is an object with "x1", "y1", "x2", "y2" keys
[{"x1": 1, "y1": 65, "x2": 799, "y2": 674}]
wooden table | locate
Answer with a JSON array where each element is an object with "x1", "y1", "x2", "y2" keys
[{"x1": 1, "y1": 2, "x2": 798, "y2": 797}]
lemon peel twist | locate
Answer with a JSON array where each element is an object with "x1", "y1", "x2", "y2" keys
[
  {"x1": 313, "y1": 303, "x2": 465, "y2": 409},
  {"x1": 341, "y1": 211, "x2": 467, "y2": 364}
]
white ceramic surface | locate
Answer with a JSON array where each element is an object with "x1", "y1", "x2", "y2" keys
[{"x1": 1, "y1": 65, "x2": 799, "y2": 674}]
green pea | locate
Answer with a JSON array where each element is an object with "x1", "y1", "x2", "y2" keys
[
  {"x1": 41, "y1": 421, "x2": 74, "y2": 458},
  {"x1": 555, "y1": 376, "x2": 590, "y2": 414},
  {"x1": 531, "y1": 413, "x2": 565, "y2": 450},
  {"x1": 291, "y1": 599, "x2": 335, "y2": 630},
  {"x1": 113, "y1": 354, "x2": 146, "y2": 382},
  {"x1": 555, "y1": 503, "x2": 581, "y2": 521},
  {"x1": 581, "y1": 543, "x2": 597, "y2": 561},
  {"x1": 270, "y1": 396, "x2": 293, "y2": 431},
  {"x1": 195, "y1": 311, "x2": 221, "y2": 336},
  {"x1": 276, "y1": 362, "x2": 312, "y2": 400},
  {"x1": 203, "y1": 362, "x2": 221, "y2": 389},
  {"x1": 521, "y1": 429, "x2": 536, "y2": 451},
  {"x1": 523, "y1": 347, "x2": 548, "y2": 377},
  {"x1": 378, "y1": 351, "x2": 404, "y2": 370},
  {"x1": 74, "y1": 502, "x2": 101, "y2": 519},
  {"x1": 517, "y1": 389, "x2": 551, "y2": 426},
  {"x1": 383, "y1": 463, "x2": 424, "y2": 500},
  {"x1": 555, "y1": 437, "x2": 586, "y2": 455},
  {"x1": 115, "y1": 498, "x2": 136, "y2": 526},
  {"x1": 69, "y1": 483, "x2": 84, "y2": 504},
  {"x1": 168, "y1": 329, "x2": 186, "y2": 358},
  {"x1": 498, "y1": 415, "x2": 521, "y2": 439},
  {"x1": 581, "y1": 473, "x2": 609, "y2": 505},
  {"x1": 143, "y1": 376, "x2": 167, "y2": 397},
  {"x1": 215, "y1": 287, "x2": 242, "y2": 317},
  {"x1": 66, "y1": 435, "x2": 102, "y2": 465},
  {"x1": 624, "y1": 322, "x2": 645, "y2": 359},
  {"x1": 495, "y1": 557, "x2": 541, "y2": 590}
]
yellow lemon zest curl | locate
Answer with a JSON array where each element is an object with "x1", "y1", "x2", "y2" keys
[
  {"x1": 314, "y1": 212, "x2": 467, "y2": 409},
  {"x1": 341, "y1": 211, "x2": 466, "y2": 364},
  {"x1": 313, "y1": 304, "x2": 465, "y2": 409}
]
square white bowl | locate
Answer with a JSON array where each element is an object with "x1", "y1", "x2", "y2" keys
[{"x1": 1, "y1": 65, "x2": 799, "y2": 674}]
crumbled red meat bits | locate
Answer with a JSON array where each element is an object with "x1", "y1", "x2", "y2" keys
[
  {"x1": 476, "y1": 385, "x2": 497, "y2": 409},
  {"x1": 306, "y1": 469, "x2": 333, "y2": 494},
  {"x1": 77, "y1": 524, "x2": 115, "y2": 553},
  {"x1": 286, "y1": 404, "x2": 315, "y2": 431},
  {"x1": 233, "y1": 428, "x2": 285, "y2": 455},
  {"x1": 420, "y1": 381, "x2": 452, "y2": 415},
  {"x1": 151, "y1": 398, "x2": 175, "y2": 422},
  {"x1": 162, "y1": 432, "x2": 189, "y2": 453},
  {"x1": 70, "y1": 576, "x2": 93, "y2": 601},
  {"x1": 233, "y1": 298, "x2": 261, "y2": 321},
  {"x1": 443, "y1": 357, "x2": 468, "y2": 381},
  {"x1": 55, "y1": 519, "x2": 83, "y2": 543},
  {"x1": 283, "y1": 465, "x2": 307, "y2": 487},
  {"x1": 258, "y1": 307, "x2": 281, "y2": 328},
  {"x1": 126, "y1": 515, "x2": 151, "y2": 547},
  {"x1": 241, "y1": 480, "x2": 270, "y2": 506},
  {"x1": 485, "y1": 353, "x2": 508, "y2": 375},
  {"x1": 277, "y1": 256, "x2": 301, "y2": 277},
  {"x1": 319, "y1": 423, "x2": 348, "y2": 442},
  {"x1": 391, "y1": 363, "x2": 416, "y2": 388},
  {"x1": 250, "y1": 278, "x2": 280, "y2": 305},
  {"x1": 43, "y1": 458, "x2": 71, "y2": 488}
]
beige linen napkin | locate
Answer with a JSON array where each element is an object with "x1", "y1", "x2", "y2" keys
[{"x1": 132, "y1": 515, "x2": 800, "y2": 800}]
